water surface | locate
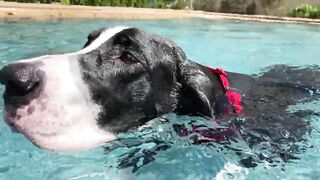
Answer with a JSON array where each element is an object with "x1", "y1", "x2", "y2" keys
[{"x1": 0, "y1": 19, "x2": 320, "y2": 179}]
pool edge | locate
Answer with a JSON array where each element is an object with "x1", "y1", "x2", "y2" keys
[{"x1": 1, "y1": 1, "x2": 320, "y2": 25}]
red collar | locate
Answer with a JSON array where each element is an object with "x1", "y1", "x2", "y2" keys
[
  {"x1": 173, "y1": 67, "x2": 244, "y2": 143},
  {"x1": 207, "y1": 67, "x2": 244, "y2": 115}
]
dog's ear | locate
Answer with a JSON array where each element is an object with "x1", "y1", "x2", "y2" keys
[
  {"x1": 174, "y1": 47, "x2": 216, "y2": 118},
  {"x1": 83, "y1": 28, "x2": 107, "y2": 48}
]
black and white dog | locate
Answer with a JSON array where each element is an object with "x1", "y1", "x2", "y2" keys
[{"x1": 0, "y1": 27, "x2": 319, "y2": 153}]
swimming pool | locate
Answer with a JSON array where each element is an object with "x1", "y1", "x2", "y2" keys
[{"x1": 0, "y1": 19, "x2": 320, "y2": 179}]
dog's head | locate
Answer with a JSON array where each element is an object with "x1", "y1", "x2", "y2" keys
[{"x1": 0, "y1": 27, "x2": 219, "y2": 151}]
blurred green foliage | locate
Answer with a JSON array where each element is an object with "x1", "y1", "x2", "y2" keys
[
  {"x1": 3, "y1": 0, "x2": 191, "y2": 8},
  {"x1": 6, "y1": 0, "x2": 320, "y2": 19},
  {"x1": 4, "y1": 0, "x2": 55, "y2": 3},
  {"x1": 288, "y1": 4, "x2": 320, "y2": 19}
]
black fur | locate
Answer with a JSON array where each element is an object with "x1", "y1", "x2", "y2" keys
[
  {"x1": 80, "y1": 28, "x2": 320, "y2": 143},
  {"x1": 83, "y1": 27, "x2": 107, "y2": 48},
  {"x1": 79, "y1": 28, "x2": 227, "y2": 133},
  {"x1": 80, "y1": 28, "x2": 320, "y2": 168}
]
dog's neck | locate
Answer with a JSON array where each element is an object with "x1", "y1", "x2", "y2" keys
[{"x1": 198, "y1": 64, "x2": 243, "y2": 118}]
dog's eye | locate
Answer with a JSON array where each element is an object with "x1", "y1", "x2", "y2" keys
[{"x1": 120, "y1": 52, "x2": 138, "y2": 65}]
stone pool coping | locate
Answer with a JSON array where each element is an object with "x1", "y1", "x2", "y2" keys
[{"x1": 1, "y1": 1, "x2": 320, "y2": 25}]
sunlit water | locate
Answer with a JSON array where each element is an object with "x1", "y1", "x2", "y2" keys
[{"x1": 0, "y1": 19, "x2": 320, "y2": 179}]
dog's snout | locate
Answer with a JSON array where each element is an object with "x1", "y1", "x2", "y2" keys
[{"x1": 0, "y1": 63, "x2": 42, "y2": 96}]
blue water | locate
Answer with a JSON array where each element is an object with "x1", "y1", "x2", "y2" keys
[{"x1": 0, "y1": 19, "x2": 320, "y2": 179}]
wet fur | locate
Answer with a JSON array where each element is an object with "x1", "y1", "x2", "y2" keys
[{"x1": 81, "y1": 28, "x2": 320, "y2": 169}]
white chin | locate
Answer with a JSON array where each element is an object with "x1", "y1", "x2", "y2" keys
[
  {"x1": 2, "y1": 54, "x2": 117, "y2": 151},
  {"x1": 4, "y1": 111, "x2": 116, "y2": 151},
  {"x1": 29, "y1": 127, "x2": 116, "y2": 151}
]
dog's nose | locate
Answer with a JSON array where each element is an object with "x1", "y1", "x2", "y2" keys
[{"x1": 0, "y1": 63, "x2": 42, "y2": 96}]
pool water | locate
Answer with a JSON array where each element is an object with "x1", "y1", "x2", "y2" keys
[{"x1": 0, "y1": 19, "x2": 320, "y2": 179}]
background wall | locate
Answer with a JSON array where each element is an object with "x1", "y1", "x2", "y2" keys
[{"x1": 192, "y1": 0, "x2": 320, "y2": 16}]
